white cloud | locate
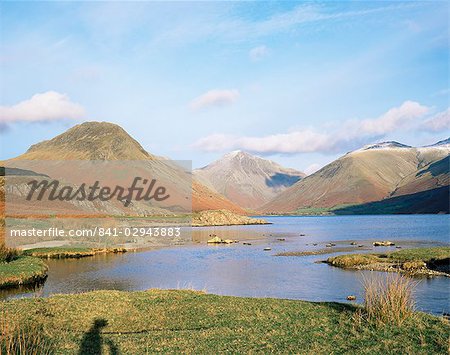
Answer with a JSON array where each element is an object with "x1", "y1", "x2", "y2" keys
[
  {"x1": 304, "y1": 163, "x2": 322, "y2": 175},
  {"x1": 189, "y1": 89, "x2": 239, "y2": 111},
  {"x1": 0, "y1": 91, "x2": 85, "y2": 123},
  {"x1": 193, "y1": 129, "x2": 330, "y2": 154},
  {"x1": 249, "y1": 45, "x2": 269, "y2": 61},
  {"x1": 237, "y1": 130, "x2": 330, "y2": 154},
  {"x1": 356, "y1": 100, "x2": 429, "y2": 135},
  {"x1": 193, "y1": 101, "x2": 432, "y2": 154},
  {"x1": 421, "y1": 108, "x2": 450, "y2": 132},
  {"x1": 193, "y1": 133, "x2": 237, "y2": 151}
]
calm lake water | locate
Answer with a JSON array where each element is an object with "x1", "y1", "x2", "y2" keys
[{"x1": 2, "y1": 215, "x2": 449, "y2": 315}]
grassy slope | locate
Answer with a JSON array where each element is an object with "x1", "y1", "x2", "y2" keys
[
  {"x1": 288, "y1": 185, "x2": 449, "y2": 215},
  {"x1": 0, "y1": 256, "x2": 48, "y2": 288},
  {"x1": 333, "y1": 186, "x2": 449, "y2": 215},
  {"x1": 1, "y1": 289, "x2": 449, "y2": 354},
  {"x1": 393, "y1": 156, "x2": 450, "y2": 197}
]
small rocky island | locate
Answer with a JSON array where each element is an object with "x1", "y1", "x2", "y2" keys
[
  {"x1": 326, "y1": 247, "x2": 450, "y2": 277},
  {"x1": 192, "y1": 209, "x2": 269, "y2": 227}
]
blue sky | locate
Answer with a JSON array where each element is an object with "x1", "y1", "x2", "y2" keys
[{"x1": 0, "y1": 1, "x2": 448, "y2": 173}]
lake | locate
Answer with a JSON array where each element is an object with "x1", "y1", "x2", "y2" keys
[{"x1": 2, "y1": 215, "x2": 449, "y2": 315}]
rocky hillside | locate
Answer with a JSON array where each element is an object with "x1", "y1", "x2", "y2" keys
[
  {"x1": 261, "y1": 140, "x2": 450, "y2": 213},
  {"x1": 192, "y1": 181, "x2": 246, "y2": 214},
  {"x1": 194, "y1": 151, "x2": 304, "y2": 209}
]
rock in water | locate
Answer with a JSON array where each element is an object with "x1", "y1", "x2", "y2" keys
[
  {"x1": 207, "y1": 236, "x2": 223, "y2": 244},
  {"x1": 373, "y1": 241, "x2": 395, "y2": 246}
]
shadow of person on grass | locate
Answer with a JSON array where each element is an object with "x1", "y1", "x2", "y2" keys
[{"x1": 79, "y1": 318, "x2": 119, "y2": 355}]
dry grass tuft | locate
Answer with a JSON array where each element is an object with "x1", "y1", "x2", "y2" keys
[
  {"x1": 0, "y1": 245, "x2": 20, "y2": 263},
  {"x1": 362, "y1": 273, "x2": 417, "y2": 326},
  {"x1": 0, "y1": 311, "x2": 54, "y2": 355}
]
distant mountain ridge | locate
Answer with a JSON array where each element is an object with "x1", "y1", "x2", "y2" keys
[
  {"x1": 261, "y1": 139, "x2": 450, "y2": 214},
  {"x1": 194, "y1": 150, "x2": 305, "y2": 209},
  {"x1": 4, "y1": 122, "x2": 448, "y2": 215},
  {"x1": 361, "y1": 141, "x2": 411, "y2": 150},
  {"x1": 426, "y1": 138, "x2": 450, "y2": 148}
]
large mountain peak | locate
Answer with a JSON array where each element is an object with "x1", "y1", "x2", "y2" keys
[
  {"x1": 222, "y1": 150, "x2": 259, "y2": 163},
  {"x1": 22, "y1": 121, "x2": 153, "y2": 160}
]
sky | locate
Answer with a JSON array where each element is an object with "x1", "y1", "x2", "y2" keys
[{"x1": 0, "y1": 1, "x2": 449, "y2": 174}]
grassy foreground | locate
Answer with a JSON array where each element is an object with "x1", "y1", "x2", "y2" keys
[
  {"x1": 327, "y1": 247, "x2": 450, "y2": 275},
  {"x1": 1, "y1": 289, "x2": 449, "y2": 354}
]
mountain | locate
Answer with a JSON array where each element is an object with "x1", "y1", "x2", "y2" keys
[
  {"x1": 261, "y1": 140, "x2": 449, "y2": 213},
  {"x1": 17, "y1": 122, "x2": 153, "y2": 161},
  {"x1": 4, "y1": 121, "x2": 244, "y2": 214},
  {"x1": 193, "y1": 151, "x2": 305, "y2": 209}
]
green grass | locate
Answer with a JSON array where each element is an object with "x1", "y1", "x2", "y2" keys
[
  {"x1": 327, "y1": 247, "x2": 450, "y2": 273},
  {"x1": 23, "y1": 247, "x2": 127, "y2": 259},
  {"x1": 385, "y1": 247, "x2": 450, "y2": 263},
  {"x1": 1, "y1": 289, "x2": 448, "y2": 354},
  {"x1": 0, "y1": 256, "x2": 48, "y2": 288}
]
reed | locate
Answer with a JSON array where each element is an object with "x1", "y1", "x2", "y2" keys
[
  {"x1": 0, "y1": 311, "x2": 54, "y2": 355},
  {"x1": 362, "y1": 273, "x2": 417, "y2": 326}
]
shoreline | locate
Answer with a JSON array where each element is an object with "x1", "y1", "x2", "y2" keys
[{"x1": 23, "y1": 247, "x2": 128, "y2": 259}]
